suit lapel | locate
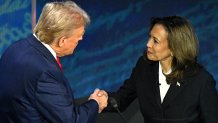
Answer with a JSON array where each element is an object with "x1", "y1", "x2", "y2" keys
[
  {"x1": 27, "y1": 35, "x2": 60, "y2": 70},
  {"x1": 162, "y1": 66, "x2": 196, "y2": 108},
  {"x1": 162, "y1": 80, "x2": 186, "y2": 108},
  {"x1": 149, "y1": 62, "x2": 162, "y2": 108},
  {"x1": 27, "y1": 35, "x2": 73, "y2": 94},
  {"x1": 148, "y1": 60, "x2": 196, "y2": 109},
  {"x1": 147, "y1": 61, "x2": 187, "y2": 109}
]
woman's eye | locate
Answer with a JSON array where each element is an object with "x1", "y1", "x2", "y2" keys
[{"x1": 154, "y1": 39, "x2": 158, "y2": 44}]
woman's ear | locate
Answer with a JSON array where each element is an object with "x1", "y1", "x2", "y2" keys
[{"x1": 58, "y1": 37, "x2": 66, "y2": 47}]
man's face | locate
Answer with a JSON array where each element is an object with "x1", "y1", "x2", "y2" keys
[{"x1": 61, "y1": 26, "x2": 85, "y2": 56}]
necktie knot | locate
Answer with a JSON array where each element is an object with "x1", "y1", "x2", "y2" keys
[{"x1": 56, "y1": 57, "x2": 63, "y2": 70}]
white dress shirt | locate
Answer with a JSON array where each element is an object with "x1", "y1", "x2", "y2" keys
[
  {"x1": 159, "y1": 62, "x2": 171, "y2": 103},
  {"x1": 33, "y1": 33, "x2": 56, "y2": 59}
]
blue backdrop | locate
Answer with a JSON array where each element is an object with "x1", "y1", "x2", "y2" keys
[{"x1": 0, "y1": 0, "x2": 218, "y2": 98}]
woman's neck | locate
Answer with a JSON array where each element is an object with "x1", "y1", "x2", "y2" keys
[{"x1": 160, "y1": 58, "x2": 172, "y2": 74}]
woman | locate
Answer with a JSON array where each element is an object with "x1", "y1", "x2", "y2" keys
[{"x1": 105, "y1": 16, "x2": 218, "y2": 123}]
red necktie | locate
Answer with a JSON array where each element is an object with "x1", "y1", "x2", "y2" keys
[{"x1": 56, "y1": 57, "x2": 63, "y2": 70}]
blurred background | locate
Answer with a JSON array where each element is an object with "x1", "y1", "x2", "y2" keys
[{"x1": 1, "y1": 0, "x2": 218, "y2": 122}]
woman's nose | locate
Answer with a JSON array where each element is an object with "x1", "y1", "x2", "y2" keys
[{"x1": 146, "y1": 39, "x2": 153, "y2": 48}]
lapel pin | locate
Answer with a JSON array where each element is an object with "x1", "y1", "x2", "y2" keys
[{"x1": 176, "y1": 82, "x2": 180, "y2": 87}]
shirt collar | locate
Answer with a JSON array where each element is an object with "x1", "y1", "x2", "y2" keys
[{"x1": 33, "y1": 33, "x2": 57, "y2": 59}]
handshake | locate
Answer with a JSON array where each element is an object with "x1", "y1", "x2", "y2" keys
[{"x1": 88, "y1": 89, "x2": 108, "y2": 113}]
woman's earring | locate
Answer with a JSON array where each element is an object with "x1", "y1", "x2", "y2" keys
[{"x1": 171, "y1": 52, "x2": 173, "y2": 56}]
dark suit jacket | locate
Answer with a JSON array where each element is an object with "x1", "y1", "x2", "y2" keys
[
  {"x1": 109, "y1": 56, "x2": 218, "y2": 123},
  {"x1": 0, "y1": 35, "x2": 98, "y2": 123}
]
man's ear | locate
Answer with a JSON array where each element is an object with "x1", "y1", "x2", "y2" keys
[{"x1": 58, "y1": 37, "x2": 66, "y2": 47}]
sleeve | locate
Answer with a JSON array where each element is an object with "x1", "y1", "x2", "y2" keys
[
  {"x1": 34, "y1": 71, "x2": 99, "y2": 123},
  {"x1": 199, "y1": 73, "x2": 218, "y2": 123},
  {"x1": 108, "y1": 56, "x2": 144, "y2": 111}
]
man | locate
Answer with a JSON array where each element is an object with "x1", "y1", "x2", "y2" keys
[{"x1": 0, "y1": 1, "x2": 107, "y2": 123}]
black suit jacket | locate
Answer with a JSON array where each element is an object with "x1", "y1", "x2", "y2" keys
[
  {"x1": 109, "y1": 56, "x2": 218, "y2": 123},
  {"x1": 0, "y1": 35, "x2": 98, "y2": 123}
]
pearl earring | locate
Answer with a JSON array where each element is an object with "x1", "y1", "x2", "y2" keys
[{"x1": 171, "y1": 52, "x2": 173, "y2": 56}]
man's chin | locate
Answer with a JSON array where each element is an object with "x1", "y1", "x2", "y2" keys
[{"x1": 68, "y1": 50, "x2": 75, "y2": 55}]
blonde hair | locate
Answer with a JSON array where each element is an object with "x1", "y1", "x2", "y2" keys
[{"x1": 33, "y1": 1, "x2": 90, "y2": 44}]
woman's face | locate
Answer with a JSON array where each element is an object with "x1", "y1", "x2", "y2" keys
[{"x1": 146, "y1": 24, "x2": 172, "y2": 63}]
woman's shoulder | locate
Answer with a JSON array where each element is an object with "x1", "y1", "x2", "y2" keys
[{"x1": 186, "y1": 63, "x2": 215, "y2": 82}]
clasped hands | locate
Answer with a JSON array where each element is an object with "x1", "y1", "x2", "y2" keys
[{"x1": 89, "y1": 88, "x2": 108, "y2": 113}]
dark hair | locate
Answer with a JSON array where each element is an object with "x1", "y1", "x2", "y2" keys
[{"x1": 148, "y1": 16, "x2": 199, "y2": 83}]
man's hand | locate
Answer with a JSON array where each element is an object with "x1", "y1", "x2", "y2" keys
[{"x1": 89, "y1": 89, "x2": 108, "y2": 113}]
